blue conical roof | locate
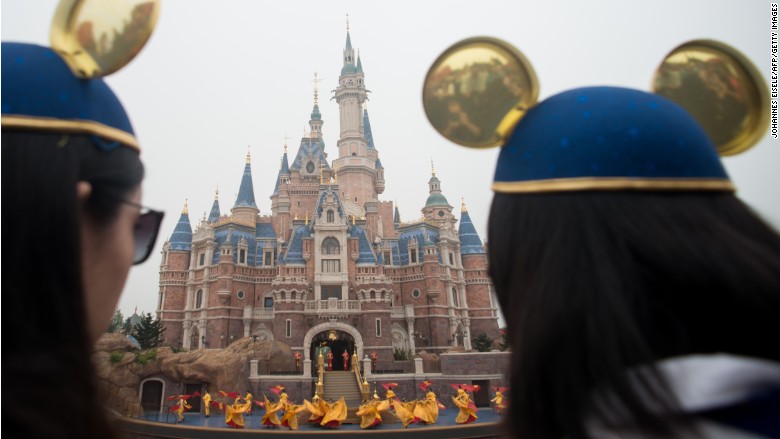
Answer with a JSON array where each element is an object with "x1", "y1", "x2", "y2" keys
[
  {"x1": 458, "y1": 209, "x2": 484, "y2": 254},
  {"x1": 281, "y1": 151, "x2": 290, "y2": 174},
  {"x1": 357, "y1": 55, "x2": 364, "y2": 73},
  {"x1": 345, "y1": 31, "x2": 352, "y2": 50},
  {"x1": 311, "y1": 103, "x2": 322, "y2": 121},
  {"x1": 364, "y1": 109, "x2": 376, "y2": 150},
  {"x1": 234, "y1": 158, "x2": 257, "y2": 208},
  {"x1": 208, "y1": 196, "x2": 220, "y2": 223},
  {"x1": 169, "y1": 210, "x2": 193, "y2": 251},
  {"x1": 394, "y1": 206, "x2": 400, "y2": 224}
]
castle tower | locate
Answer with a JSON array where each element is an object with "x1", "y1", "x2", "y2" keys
[
  {"x1": 422, "y1": 162, "x2": 456, "y2": 229},
  {"x1": 158, "y1": 200, "x2": 192, "y2": 346},
  {"x1": 232, "y1": 150, "x2": 259, "y2": 225},
  {"x1": 332, "y1": 26, "x2": 380, "y2": 218}
]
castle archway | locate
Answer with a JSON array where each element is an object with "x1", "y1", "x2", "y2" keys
[{"x1": 302, "y1": 322, "x2": 364, "y2": 363}]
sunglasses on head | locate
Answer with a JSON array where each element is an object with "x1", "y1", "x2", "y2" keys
[{"x1": 117, "y1": 199, "x2": 165, "y2": 265}]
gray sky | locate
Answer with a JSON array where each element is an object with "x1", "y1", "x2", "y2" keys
[{"x1": 3, "y1": 0, "x2": 778, "y2": 318}]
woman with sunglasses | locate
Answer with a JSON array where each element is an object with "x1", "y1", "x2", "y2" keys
[{"x1": 1, "y1": 37, "x2": 163, "y2": 438}]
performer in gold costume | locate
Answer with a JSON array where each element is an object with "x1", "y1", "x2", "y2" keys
[
  {"x1": 491, "y1": 387, "x2": 508, "y2": 414},
  {"x1": 223, "y1": 399, "x2": 250, "y2": 428},
  {"x1": 452, "y1": 386, "x2": 478, "y2": 424},
  {"x1": 302, "y1": 395, "x2": 326, "y2": 424},
  {"x1": 261, "y1": 395, "x2": 283, "y2": 428},
  {"x1": 202, "y1": 391, "x2": 212, "y2": 417},
  {"x1": 171, "y1": 396, "x2": 191, "y2": 424},
  {"x1": 356, "y1": 393, "x2": 390, "y2": 429},
  {"x1": 320, "y1": 396, "x2": 347, "y2": 428},
  {"x1": 384, "y1": 384, "x2": 415, "y2": 428}
]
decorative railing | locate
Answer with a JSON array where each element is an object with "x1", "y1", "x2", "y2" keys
[
  {"x1": 316, "y1": 354, "x2": 325, "y2": 398},
  {"x1": 353, "y1": 352, "x2": 369, "y2": 401},
  {"x1": 304, "y1": 299, "x2": 360, "y2": 315},
  {"x1": 371, "y1": 360, "x2": 414, "y2": 374},
  {"x1": 252, "y1": 308, "x2": 274, "y2": 320},
  {"x1": 390, "y1": 307, "x2": 405, "y2": 318}
]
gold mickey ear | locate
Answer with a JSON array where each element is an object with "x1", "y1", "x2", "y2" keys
[
  {"x1": 51, "y1": 0, "x2": 161, "y2": 78},
  {"x1": 652, "y1": 40, "x2": 769, "y2": 156},
  {"x1": 422, "y1": 37, "x2": 539, "y2": 149}
]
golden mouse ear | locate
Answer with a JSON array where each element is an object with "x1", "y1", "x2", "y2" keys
[
  {"x1": 422, "y1": 37, "x2": 539, "y2": 149},
  {"x1": 50, "y1": 0, "x2": 161, "y2": 78},
  {"x1": 652, "y1": 40, "x2": 769, "y2": 156}
]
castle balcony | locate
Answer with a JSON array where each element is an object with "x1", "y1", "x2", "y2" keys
[
  {"x1": 304, "y1": 298, "x2": 360, "y2": 318},
  {"x1": 252, "y1": 308, "x2": 275, "y2": 320},
  {"x1": 390, "y1": 306, "x2": 405, "y2": 319}
]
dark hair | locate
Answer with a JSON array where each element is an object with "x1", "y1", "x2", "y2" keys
[
  {"x1": 2, "y1": 130, "x2": 144, "y2": 438},
  {"x1": 488, "y1": 191, "x2": 780, "y2": 439}
]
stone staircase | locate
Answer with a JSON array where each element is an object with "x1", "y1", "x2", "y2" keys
[{"x1": 321, "y1": 370, "x2": 364, "y2": 424}]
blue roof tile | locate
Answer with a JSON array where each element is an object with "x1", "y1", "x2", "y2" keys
[
  {"x1": 168, "y1": 212, "x2": 192, "y2": 251},
  {"x1": 458, "y1": 210, "x2": 485, "y2": 254}
]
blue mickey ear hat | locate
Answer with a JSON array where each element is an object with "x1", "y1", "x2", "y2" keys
[
  {"x1": 423, "y1": 38, "x2": 769, "y2": 193},
  {"x1": 1, "y1": 0, "x2": 160, "y2": 153}
]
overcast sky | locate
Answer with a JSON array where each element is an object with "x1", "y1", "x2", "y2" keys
[{"x1": 3, "y1": 1, "x2": 778, "y2": 319}]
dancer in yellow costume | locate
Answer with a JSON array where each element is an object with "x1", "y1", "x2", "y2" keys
[
  {"x1": 386, "y1": 389, "x2": 416, "y2": 428},
  {"x1": 303, "y1": 395, "x2": 326, "y2": 424},
  {"x1": 452, "y1": 387, "x2": 478, "y2": 424},
  {"x1": 244, "y1": 390, "x2": 253, "y2": 415},
  {"x1": 173, "y1": 396, "x2": 191, "y2": 423},
  {"x1": 356, "y1": 393, "x2": 390, "y2": 429},
  {"x1": 491, "y1": 387, "x2": 508, "y2": 414},
  {"x1": 320, "y1": 396, "x2": 347, "y2": 428},
  {"x1": 261, "y1": 395, "x2": 283, "y2": 428},
  {"x1": 413, "y1": 390, "x2": 442, "y2": 425},
  {"x1": 202, "y1": 391, "x2": 212, "y2": 417},
  {"x1": 280, "y1": 400, "x2": 305, "y2": 430},
  {"x1": 224, "y1": 399, "x2": 250, "y2": 428}
]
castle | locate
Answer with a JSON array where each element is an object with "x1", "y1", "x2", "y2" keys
[{"x1": 157, "y1": 29, "x2": 500, "y2": 370}]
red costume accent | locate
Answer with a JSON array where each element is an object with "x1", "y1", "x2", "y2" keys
[{"x1": 342, "y1": 350, "x2": 349, "y2": 370}]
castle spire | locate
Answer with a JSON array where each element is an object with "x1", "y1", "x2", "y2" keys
[
  {"x1": 459, "y1": 201, "x2": 485, "y2": 255},
  {"x1": 461, "y1": 197, "x2": 467, "y2": 213},
  {"x1": 246, "y1": 145, "x2": 251, "y2": 164},
  {"x1": 208, "y1": 188, "x2": 221, "y2": 223},
  {"x1": 234, "y1": 152, "x2": 257, "y2": 209},
  {"x1": 168, "y1": 200, "x2": 193, "y2": 251}
]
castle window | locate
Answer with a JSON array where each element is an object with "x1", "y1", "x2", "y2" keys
[
  {"x1": 327, "y1": 210, "x2": 334, "y2": 223},
  {"x1": 375, "y1": 318, "x2": 382, "y2": 337},
  {"x1": 264, "y1": 296, "x2": 274, "y2": 309},
  {"x1": 322, "y1": 259, "x2": 341, "y2": 272},
  {"x1": 451, "y1": 287, "x2": 459, "y2": 308},
  {"x1": 239, "y1": 249, "x2": 246, "y2": 264},
  {"x1": 195, "y1": 289, "x2": 203, "y2": 309},
  {"x1": 322, "y1": 237, "x2": 340, "y2": 255},
  {"x1": 158, "y1": 291, "x2": 164, "y2": 309},
  {"x1": 383, "y1": 251, "x2": 392, "y2": 266},
  {"x1": 449, "y1": 253, "x2": 454, "y2": 266},
  {"x1": 237, "y1": 290, "x2": 245, "y2": 300},
  {"x1": 264, "y1": 251, "x2": 273, "y2": 266},
  {"x1": 321, "y1": 285, "x2": 342, "y2": 300},
  {"x1": 198, "y1": 253, "x2": 205, "y2": 266},
  {"x1": 410, "y1": 250, "x2": 418, "y2": 264},
  {"x1": 412, "y1": 289, "x2": 421, "y2": 299},
  {"x1": 286, "y1": 319, "x2": 292, "y2": 338}
]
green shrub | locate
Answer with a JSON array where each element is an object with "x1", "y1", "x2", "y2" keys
[
  {"x1": 109, "y1": 351, "x2": 124, "y2": 364},
  {"x1": 472, "y1": 333, "x2": 494, "y2": 352},
  {"x1": 393, "y1": 348, "x2": 412, "y2": 361},
  {"x1": 135, "y1": 348, "x2": 158, "y2": 365}
]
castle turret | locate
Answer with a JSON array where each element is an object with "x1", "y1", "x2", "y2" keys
[
  {"x1": 458, "y1": 200, "x2": 485, "y2": 255},
  {"x1": 422, "y1": 162, "x2": 456, "y2": 228},
  {"x1": 208, "y1": 188, "x2": 221, "y2": 223},
  {"x1": 232, "y1": 150, "x2": 259, "y2": 224}
]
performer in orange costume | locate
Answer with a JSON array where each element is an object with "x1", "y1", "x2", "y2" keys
[
  {"x1": 356, "y1": 392, "x2": 390, "y2": 429},
  {"x1": 303, "y1": 395, "x2": 327, "y2": 424},
  {"x1": 320, "y1": 397, "x2": 347, "y2": 428},
  {"x1": 491, "y1": 387, "x2": 509, "y2": 414}
]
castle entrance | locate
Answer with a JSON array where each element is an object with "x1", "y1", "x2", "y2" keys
[
  {"x1": 311, "y1": 330, "x2": 355, "y2": 371},
  {"x1": 302, "y1": 322, "x2": 365, "y2": 374}
]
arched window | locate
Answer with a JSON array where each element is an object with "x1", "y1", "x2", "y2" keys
[
  {"x1": 322, "y1": 237, "x2": 340, "y2": 255},
  {"x1": 327, "y1": 210, "x2": 334, "y2": 223},
  {"x1": 195, "y1": 289, "x2": 203, "y2": 308}
]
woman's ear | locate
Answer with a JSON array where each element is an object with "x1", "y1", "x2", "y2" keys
[{"x1": 76, "y1": 181, "x2": 92, "y2": 205}]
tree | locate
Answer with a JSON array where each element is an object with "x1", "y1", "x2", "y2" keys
[
  {"x1": 107, "y1": 309, "x2": 125, "y2": 333},
  {"x1": 472, "y1": 333, "x2": 494, "y2": 352},
  {"x1": 131, "y1": 313, "x2": 166, "y2": 350}
]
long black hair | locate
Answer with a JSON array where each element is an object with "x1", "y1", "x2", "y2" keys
[
  {"x1": 488, "y1": 191, "x2": 780, "y2": 438},
  {"x1": 2, "y1": 130, "x2": 144, "y2": 438}
]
